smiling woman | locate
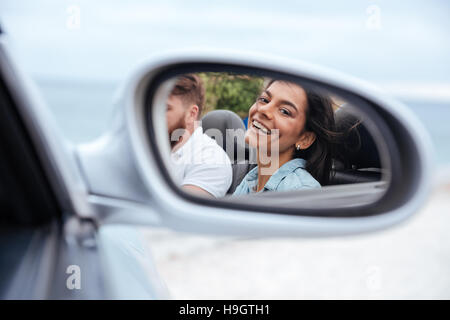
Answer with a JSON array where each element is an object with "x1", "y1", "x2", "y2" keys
[{"x1": 235, "y1": 79, "x2": 339, "y2": 195}]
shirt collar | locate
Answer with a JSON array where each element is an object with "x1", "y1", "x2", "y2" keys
[
  {"x1": 243, "y1": 166, "x2": 259, "y2": 192},
  {"x1": 245, "y1": 158, "x2": 307, "y2": 192}
]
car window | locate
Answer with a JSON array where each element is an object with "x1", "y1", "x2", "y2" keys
[{"x1": 0, "y1": 66, "x2": 61, "y2": 225}]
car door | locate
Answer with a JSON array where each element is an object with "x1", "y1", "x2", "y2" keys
[{"x1": 0, "y1": 28, "x2": 168, "y2": 299}]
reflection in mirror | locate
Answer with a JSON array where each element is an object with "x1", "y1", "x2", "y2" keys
[{"x1": 151, "y1": 71, "x2": 390, "y2": 210}]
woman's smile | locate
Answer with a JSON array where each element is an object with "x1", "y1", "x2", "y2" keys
[{"x1": 250, "y1": 119, "x2": 271, "y2": 135}]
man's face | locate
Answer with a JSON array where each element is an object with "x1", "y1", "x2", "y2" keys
[{"x1": 166, "y1": 95, "x2": 187, "y2": 147}]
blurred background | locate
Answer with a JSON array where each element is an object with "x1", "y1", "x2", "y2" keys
[{"x1": 1, "y1": 0, "x2": 450, "y2": 299}]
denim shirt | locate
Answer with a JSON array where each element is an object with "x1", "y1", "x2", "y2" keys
[{"x1": 233, "y1": 158, "x2": 321, "y2": 195}]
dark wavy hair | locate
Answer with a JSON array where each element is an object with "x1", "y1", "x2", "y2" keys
[{"x1": 266, "y1": 80, "x2": 341, "y2": 186}]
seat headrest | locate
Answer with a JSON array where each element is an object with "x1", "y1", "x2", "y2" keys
[
  {"x1": 201, "y1": 110, "x2": 252, "y2": 163},
  {"x1": 202, "y1": 110, "x2": 245, "y2": 135},
  {"x1": 334, "y1": 105, "x2": 381, "y2": 169}
]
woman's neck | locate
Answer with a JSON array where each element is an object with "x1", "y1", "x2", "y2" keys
[{"x1": 256, "y1": 149, "x2": 294, "y2": 192}]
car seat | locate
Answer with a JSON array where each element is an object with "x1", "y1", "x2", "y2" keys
[
  {"x1": 330, "y1": 105, "x2": 382, "y2": 184},
  {"x1": 201, "y1": 110, "x2": 255, "y2": 194}
]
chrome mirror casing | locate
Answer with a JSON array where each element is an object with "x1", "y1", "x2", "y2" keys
[{"x1": 76, "y1": 49, "x2": 434, "y2": 237}]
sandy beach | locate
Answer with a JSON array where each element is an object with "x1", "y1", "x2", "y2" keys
[{"x1": 141, "y1": 177, "x2": 450, "y2": 299}]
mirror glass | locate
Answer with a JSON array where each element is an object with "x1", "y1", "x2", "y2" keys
[{"x1": 148, "y1": 70, "x2": 391, "y2": 211}]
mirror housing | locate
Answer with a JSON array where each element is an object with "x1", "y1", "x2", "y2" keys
[{"x1": 76, "y1": 49, "x2": 434, "y2": 237}]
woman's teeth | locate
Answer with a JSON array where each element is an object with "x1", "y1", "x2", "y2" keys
[{"x1": 252, "y1": 120, "x2": 270, "y2": 134}]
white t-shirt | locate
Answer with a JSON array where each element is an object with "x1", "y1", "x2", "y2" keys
[{"x1": 170, "y1": 127, "x2": 232, "y2": 197}]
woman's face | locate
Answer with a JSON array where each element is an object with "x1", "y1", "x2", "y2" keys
[{"x1": 245, "y1": 81, "x2": 313, "y2": 158}]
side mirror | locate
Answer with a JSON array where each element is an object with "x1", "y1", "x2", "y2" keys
[{"x1": 76, "y1": 50, "x2": 434, "y2": 237}]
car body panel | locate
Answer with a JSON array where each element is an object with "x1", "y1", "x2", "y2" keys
[{"x1": 0, "y1": 33, "x2": 169, "y2": 299}]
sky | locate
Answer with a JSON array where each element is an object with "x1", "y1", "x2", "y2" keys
[
  {"x1": 0, "y1": 0, "x2": 449, "y2": 100},
  {"x1": 1, "y1": 1, "x2": 449, "y2": 163}
]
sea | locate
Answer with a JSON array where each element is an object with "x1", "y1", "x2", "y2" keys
[{"x1": 35, "y1": 78, "x2": 450, "y2": 167}]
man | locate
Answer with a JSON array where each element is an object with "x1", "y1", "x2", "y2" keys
[{"x1": 166, "y1": 74, "x2": 232, "y2": 197}]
